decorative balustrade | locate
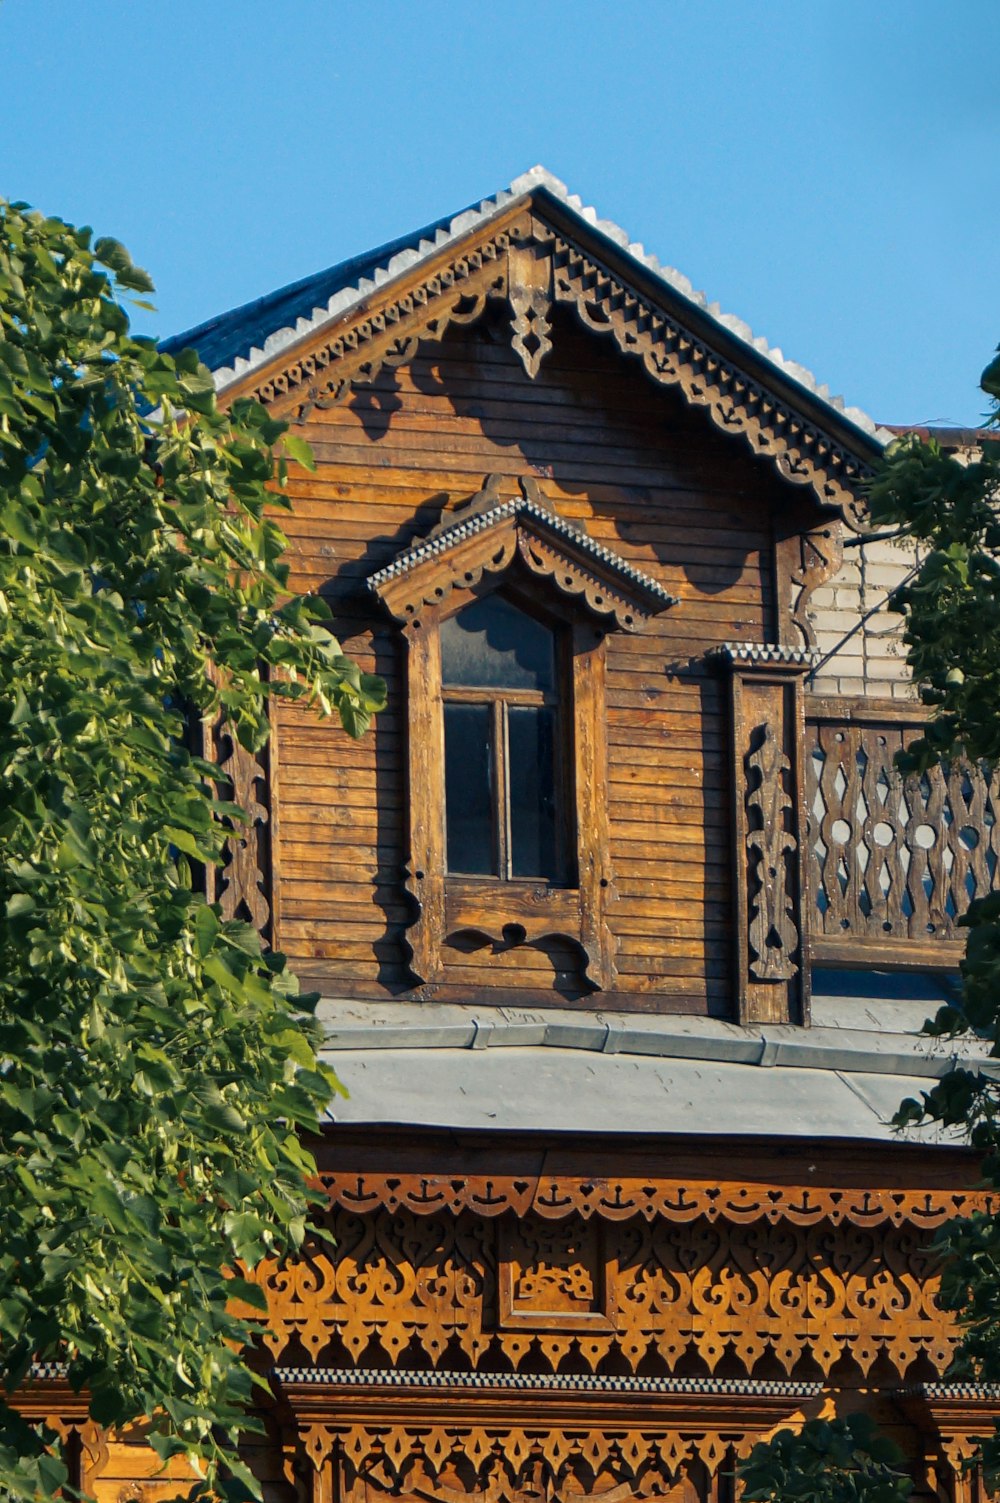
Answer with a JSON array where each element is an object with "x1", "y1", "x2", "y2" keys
[{"x1": 804, "y1": 698, "x2": 1000, "y2": 966}]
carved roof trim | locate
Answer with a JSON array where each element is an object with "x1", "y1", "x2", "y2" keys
[
  {"x1": 314, "y1": 1169, "x2": 992, "y2": 1226},
  {"x1": 272, "y1": 1367, "x2": 823, "y2": 1399},
  {"x1": 714, "y1": 642, "x2": 822, "y2": 668},
  {"x1": 181, "y1": 167, "x2": 890, "y2": 455},
  {"x1": 897, "y1": 1383, "x2": 1000, "y2": 1403},
  {"x1": 368, "y1": 475, "x2": 677, "y2": 629}
]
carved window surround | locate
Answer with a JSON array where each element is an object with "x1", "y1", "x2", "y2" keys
[
  {"x1": 370, "y1": 474, "x2": 675, "y2": 991},
  {"x1": 895, "y1": 1385, "x2": 1000, "y2": 1500}
]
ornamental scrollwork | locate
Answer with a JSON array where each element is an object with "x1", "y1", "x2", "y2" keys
[
  {"x1": 233, "y1": 203, "x2": 873, "y2": 521},
  {"x1": 316, "y1": 1172, "x2": 993, "y2": 1229},
  {"x1": 249, "y1": 1202, "x2": 962, "y2": 1381},
  {"x1": 745, "y1": 722, "x2": 799, "y2": 982}
]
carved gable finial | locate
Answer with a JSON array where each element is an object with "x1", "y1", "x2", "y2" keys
[{"x1": 508, "y1": 243, "x2": 553, "y2": 379}]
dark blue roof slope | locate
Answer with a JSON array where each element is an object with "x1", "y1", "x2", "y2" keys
[{"x1": 159, "y1": 209, "x2": 460, "y2": 375}]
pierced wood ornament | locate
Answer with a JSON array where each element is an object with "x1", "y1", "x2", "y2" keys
[{"x1": 745, "y1": 724, "x2": 799, "y2": 982}]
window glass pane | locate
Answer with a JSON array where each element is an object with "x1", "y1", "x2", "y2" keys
[
  {"x1": 441, "y1": 594, "x2": 555, "y2": 691},
  {"x1": 509, "y1": 706, "x2": 560, "y2": 880},
  {"x1": 444, "y1": 703, "x2": 494, "y2": 875}
]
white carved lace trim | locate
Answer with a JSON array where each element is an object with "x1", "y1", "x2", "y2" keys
[
  {"x1": 367, "y1": 496, "x2": 677, "y2": 609},
  {"x1": 271, "y1": 1367, "x2": 823, "y2": 1397}
]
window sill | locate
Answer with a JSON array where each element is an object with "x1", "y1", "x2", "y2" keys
[{"x1": 445, "y1": 878, "x2": 582, "y2": 937}]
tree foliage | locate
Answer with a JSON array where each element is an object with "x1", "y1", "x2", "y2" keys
[
  {"x1": 869, "y1": 350, "x2": 1000, "y2": 1477},
  {"x1": 0, "y1": 201, "x2": 385, "y2": 1500},
  {"x1": 739, "y1": 1416, "x2": 909, "y2": 1503}
]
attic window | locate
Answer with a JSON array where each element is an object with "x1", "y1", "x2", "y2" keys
[{"x1": 368, "y1": 474, "x2": 676, "y2": 993}]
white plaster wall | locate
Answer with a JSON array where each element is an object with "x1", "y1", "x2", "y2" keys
[{"x1": 806, "y1": 534, "x2": 920, "y2": 700}]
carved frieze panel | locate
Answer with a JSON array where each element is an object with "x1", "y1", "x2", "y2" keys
[
  {"x1": 284, "y1": 1378, "x2": 813, "y2": 1503},
  {"x1": 250, "y1": 1202, "x2": 962, "y2": 1381},
  {"x1": 498, "y1": 1215, "x2": 616, "y2": 1332},
  {"x1": 289, "y1": 1426, "x2": 729, "y2": 1503}
]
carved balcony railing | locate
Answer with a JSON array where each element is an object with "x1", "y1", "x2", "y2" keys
[{"x1": 805, "y1": 698, "x2": 1000, "y2": 968}]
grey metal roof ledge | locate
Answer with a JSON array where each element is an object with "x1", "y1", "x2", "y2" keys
[
  {"x1": 316, "y1": 998, "x2": 979, "y2": 1080},
  {"x1": 315, "y1": 995, "x2": 986, "y2": 1145}
]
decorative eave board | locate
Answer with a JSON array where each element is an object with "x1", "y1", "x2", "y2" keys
[
  {"x1": 182, "y1": 167, "x2": 892, "y2": 521},
  {"x1": 369, "y1": 474, "x2": 677, "y2": 632}
]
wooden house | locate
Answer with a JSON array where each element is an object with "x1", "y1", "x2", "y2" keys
[{"x1": 45, "y1": 168, "x2": 1000, "y2": 1501}]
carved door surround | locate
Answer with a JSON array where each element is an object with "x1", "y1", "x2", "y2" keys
[
  {"x1": 715, "y1": 644, "x2": 812, "y2": 1026},
  {"x1": 369, "y1": 474, "x2": 675, "y2": 991}
]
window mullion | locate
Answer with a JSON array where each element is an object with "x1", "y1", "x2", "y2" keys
[{"x1": 494, "y1": 699, "x2": 511, "y2": 880}]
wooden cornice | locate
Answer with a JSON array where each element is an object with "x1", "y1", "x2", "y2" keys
[
  {"x1": 274, "y1": 1369, "x2": 822, "y2": 1491},
  {"x1": 274, "y1": 1368, "x2": 822, "y2": 1427}
]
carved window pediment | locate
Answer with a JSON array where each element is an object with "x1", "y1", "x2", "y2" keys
[
  {"x1": 369, "y1": 475, "x2": 676, "y2": 994},
  {"x1": 369, "y1": 473, "x2": 676, "y2": 636}
]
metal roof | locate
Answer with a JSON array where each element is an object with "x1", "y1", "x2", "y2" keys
[
  {"x1": 158, "y1": 209, "x2": 460, "y2": 375},
  {"x1": 317, "y1": 972, "x2": 983, "y2": 1145},
  {"x1": 162, "y1": 166, "x2": 893, "y2": 450}
]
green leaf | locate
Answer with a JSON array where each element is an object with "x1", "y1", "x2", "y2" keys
[
  {"x1": 0, "y1": 193, "x2": 371, "y2": 1502},
  {"x1": 194, "y1": 902, "x2": 221, "y2": 957},
  {"x1": 0, "y1": 501, "x2": 39, "y2": 549},
  {"x1": 281, "y1": 433, "x2": 317, "y2": 472}
]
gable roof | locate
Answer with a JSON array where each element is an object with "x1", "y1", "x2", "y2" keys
[{"x1": 162, "y1": 166, "x2": 893, "y2": 453}]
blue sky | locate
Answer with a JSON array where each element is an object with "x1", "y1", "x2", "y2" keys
[{"x1": 3, "y1": 0, "x2": 998, "y2": 426}]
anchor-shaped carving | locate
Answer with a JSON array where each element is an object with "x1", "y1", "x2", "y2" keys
[{"x1": 745, "y1": 722, "x2": 799, "y2": 981}]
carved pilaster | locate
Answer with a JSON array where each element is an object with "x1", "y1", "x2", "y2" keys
[
  {"x1": 200, "y1": 702, "x2": 273, "y2": 945},
  {"x1": 719, "y1": 646, "x2": 811, "y2": 1024},
  {"x1": 745, "y1": 726, "x2": 798, "y2": 984}
]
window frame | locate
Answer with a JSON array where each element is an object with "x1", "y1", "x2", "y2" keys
[
  {"x1": 441, "y1": 587, "x2": 574, "y2": 886},
  {"x1": 368, "y1": 474, "x2": 676, "y2": 993},
  {"x1": 407, "y1": 572, "x2": 613, "y2": 990}
]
